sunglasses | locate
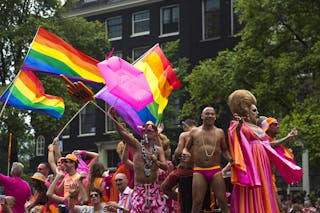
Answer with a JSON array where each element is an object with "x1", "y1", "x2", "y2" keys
[
  {"x1": 115, "y1": 178, "x2": 123, "y2": 182},
  {"x1": 251, "y1": 108, "x2": 258, "y2": 112},
  {"x1": 63, "y1": 159, "x2": 73, "y2": 164},
  {"x1": 142, "y1": 125, "x2": 156, "y2": 132},
  {"x1": 89, "y1": 193, "x2": 99, "y2": 198}
]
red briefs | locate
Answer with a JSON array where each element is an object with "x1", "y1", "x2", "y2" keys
[{"x1": 193, "y1": 165, "x2": 222, "y2": 183}]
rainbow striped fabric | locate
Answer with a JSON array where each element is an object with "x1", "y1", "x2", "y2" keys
[
  {"x1": 21, "y1": 27, "x2": 105, "y2": 86},
  {"x1": 96, "y1": 44, "x2": 181, "y2": 135},
  {"x1": 134, "y1": 44, "x2": 181, "y2": 113},
  {"x1": 0, "y1": 70, "x2": 65, "y2": 118}
]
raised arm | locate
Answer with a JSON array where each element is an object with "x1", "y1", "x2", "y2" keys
[
  {"x1": 46, "y1": 172, "x2": 65, "y2": 204},
  {"x1": 73, "y1": 150, "x2": 99, "y2": 169},
  {"x1": 122, "y1": 143, "x2": 133, "y2": 169},
  {"x1": 270, "y1": 128, "x2": 298, "y2": 147},
  {"x1": 53, "y1": 137, "x2": 62, "y2": 160},
  {"x1": 48, "y1": 143, "x2": 57, "y2": 175},
  {"x1": 109, "y1": 107, "x2": 141, "y2": 149}
]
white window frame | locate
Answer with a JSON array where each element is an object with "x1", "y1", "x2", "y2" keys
[
  {"x1": 132, "y1": 46, "x2": 150, "y2": 60},
  {"x1": 106, "y1": 16, "x2": 122, "y2": 41},
  {"x1": 83, "y1": 0, "x2": 97, "y2": 3},
  {"x1": 79, "y1": 104, "x2": 96, "y2": 136},
  {"x1": 160, "y1": 4, "x2": 180, "y2": 37},
  {"x1": 230, "y1": 0, "x2": 242, "y2": 36},
  {"x1": 131, "y1": 10, "x2": 150, "y2": 37},
  {"x1": 230, "y1": 0, "x2": 235, "y2": 36},
  {"x1": 36, "y1": 135, "x2": 45, "y2": 156},
  {"x1": 202, "y1": 0, "x2": 221, "y2": 40}
]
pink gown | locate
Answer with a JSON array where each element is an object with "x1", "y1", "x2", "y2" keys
[{"x1": 228, "y1": 121, "x2": 303, "y2": 213}]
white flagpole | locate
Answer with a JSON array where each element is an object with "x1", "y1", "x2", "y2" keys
[
  {"x1": 0, "y1": 70, "x2": 23, "y2": 119},
  {"x1": 0, "y1": 26, "x2": 41, "y2": 119},
  {"x1": 56, "y1": 102, "x2": 90, "y2": 138}
]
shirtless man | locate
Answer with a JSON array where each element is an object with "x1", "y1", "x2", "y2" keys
[
  {"x1": 109, "y1": 107, "x2": 168, "y2": 212},
  {"x1": 161, "y1": 119, "x2": 196, "y2": 201},
  {"x1": 183, "y1": 107, "x2": 233, "y2": 213}
]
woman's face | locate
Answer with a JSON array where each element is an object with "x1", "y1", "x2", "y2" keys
[{"x1": 247, "y1": 104, "x2": 259, "y2": 124}]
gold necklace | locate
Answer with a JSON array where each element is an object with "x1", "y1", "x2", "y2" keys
[{"x1": 201, "y1": 130, "x2": 216, "y2": 158}]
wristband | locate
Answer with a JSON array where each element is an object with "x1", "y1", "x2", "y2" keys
[
  {"x1": 48, "y1": 149, "x2": 54, "y2": 152},
  {"x1": 81, "y1": 150, "x2": 87, "y2": 155}
]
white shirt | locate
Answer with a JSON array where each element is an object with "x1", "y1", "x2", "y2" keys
[{"x1": 117, "y1": 187, "x2": 133, "y2": 213}]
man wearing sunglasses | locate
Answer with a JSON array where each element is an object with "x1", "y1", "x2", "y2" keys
[
  {"x1": 109, "y1": 107, "x2": 168, "y2": 212},
  {"x1": 55, "y1": 154, "x2": 81, "y2": 201}
]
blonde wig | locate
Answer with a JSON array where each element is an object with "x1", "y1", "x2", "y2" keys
[{"x1": 228, "y1": 89, "x2": 257, "y2": 117}]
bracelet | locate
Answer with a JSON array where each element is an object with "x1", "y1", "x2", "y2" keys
[{"x1": 48, "y1": 149, "x2": 54, "y2": 152}]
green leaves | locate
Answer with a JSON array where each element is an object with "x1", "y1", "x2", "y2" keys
[{"x1": 182, "y1": 0, "x2": 320, "y2": 162}]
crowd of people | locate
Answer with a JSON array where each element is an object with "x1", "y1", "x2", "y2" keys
[{"x1": 0, "y1": 89, "x2": 316, "y2": 213}]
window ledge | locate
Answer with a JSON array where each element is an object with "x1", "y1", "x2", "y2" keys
[
  {"x1": 78, "y1": 133, "x2": 96, "y2": 137},
  {"x1": 109, "y1": 37, "x2": 122, "y2": 41},
  {"x1": 200, "y1": 36, "x2": 221, "y2": 42},
  {"x1": 130, "y1": 32, "x2": 150, "y2": 38},
  {"x1": 159, "y1": 32, "x2": 179, "y2": 38}
]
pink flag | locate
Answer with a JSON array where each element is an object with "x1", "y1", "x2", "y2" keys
[{"x1": 97, "y1": 56, "x2": 153, "y2": 110}]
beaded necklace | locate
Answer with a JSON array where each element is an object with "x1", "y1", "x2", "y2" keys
[{"x1": 141, "y1": 134, "x2": 158, "y2": 177}]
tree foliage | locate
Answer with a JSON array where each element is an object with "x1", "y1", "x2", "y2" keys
[
  {"x1": 0, "y1": 0, "x2": 110, "y2": 169},
  {"x1": 182, "y1": 0, "x2": 320, "y2": 162}
]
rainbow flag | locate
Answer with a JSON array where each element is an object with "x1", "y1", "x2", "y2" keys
[
  {"x1": 0, "y1": 70, "x2": 65, "y2": 118},
  {"x1": 96, "y1": 44, "x2": 181, "y2": 135},
  {"x1": 134, "y1": 44, "x2": 181, "y2": 114},
  {"x1": 21, "y1": 27, "x2": 105, "y2": 86}
]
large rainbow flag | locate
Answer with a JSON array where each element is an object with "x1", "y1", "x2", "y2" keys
[
  {"x1": 0, "y1": 70, "x2": 65, "y2": 118},
  {"x1": 96, "y1": 44, "x2": 181, "y2": 135},
  {"x1": 21, "y1": 27, "x2": 105, "y2": 86},
  {"x1": 133, "y1": 44, "x2": 181, "y2": 113}
]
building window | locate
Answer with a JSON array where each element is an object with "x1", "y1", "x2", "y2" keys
[
  {"x1": 113, "y1": 50, "x2": 123, "y2": 58},
  {"x1": 106, "y1": 17, "x2": 122, "y2": 40},
  {"x1": 62, "y1": 126, "x2": 70, "y2": 139},
  {"x1": 230, "y1": 0, "x2": 242, "y2": 36},
  {"x1": 161, "y1": 5, "x2": 180, "y2": 35},
  {"x1": 36, "y1": 135, "x2": 45, "y2": 156},
  {"x1": 202, "y1": 0, "x2": 221, "y2": 40},
  {"x1": 105, "y1": 103, "x2": 115, "y2": 132},
  {"x1": 132, "y1": 46, "x2": 150, "y2": 60},
  {"x1": 132, "y1": 10, "x2": 150, "y2": 36},
  {"x1": 79, "y1": 104, "x2": 96, "y2": 135},
  {"x1": 107, "y1": 149, "x2": 120, "y2": 168}
]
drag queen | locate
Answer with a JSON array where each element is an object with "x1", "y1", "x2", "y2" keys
[{"x1": 227, "y1": 90, "x2": 303, "y2": 213}]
